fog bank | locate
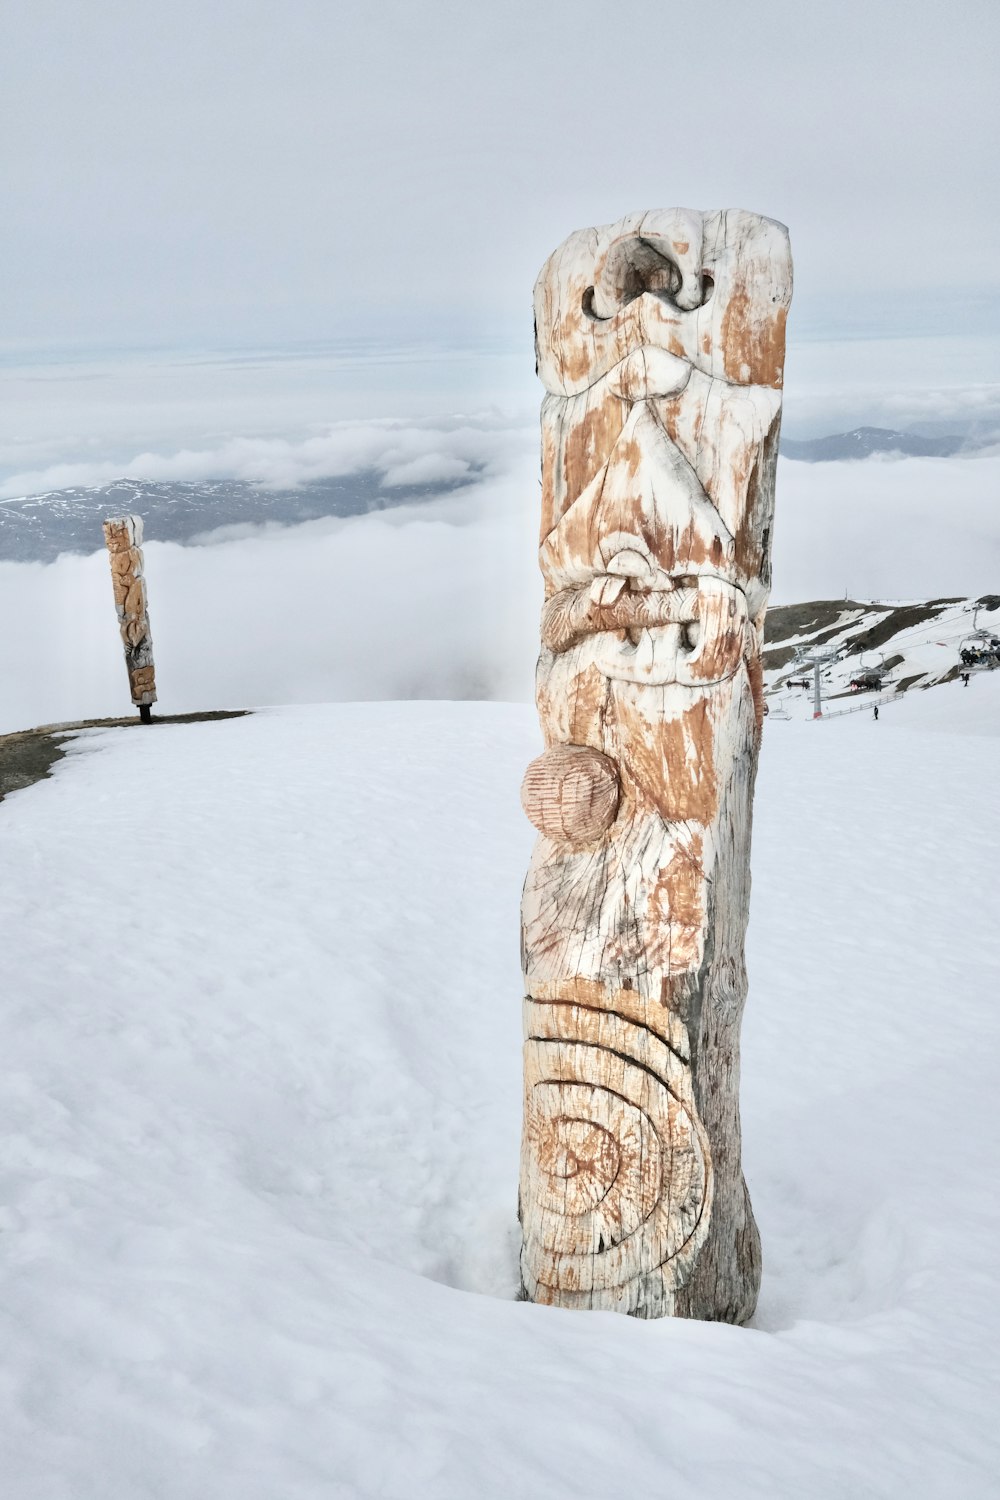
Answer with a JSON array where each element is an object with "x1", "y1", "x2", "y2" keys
[{"x1": 2, "y1": 451, "x2": 998, "y2": 735}]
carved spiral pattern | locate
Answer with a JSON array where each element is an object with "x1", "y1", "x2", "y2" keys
[{"x1": 519, "y1": 999, "x2": 710, "y2": 1304}]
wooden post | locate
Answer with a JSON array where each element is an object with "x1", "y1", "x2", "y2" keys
[
  {"x1": 102, "y1": 515, "x2": 157, "y2": 719},
  {"x1": 518, "y1": 209, "x2": 792, "y2": 1321}
]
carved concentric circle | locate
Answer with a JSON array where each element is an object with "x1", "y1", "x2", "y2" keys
[
  {"x1": 520, "y1": 1004, "x2": 710, "y2": 1301},
  {"x1": 529, "y1": 1088, "x2": 655, "y2": 1221}
]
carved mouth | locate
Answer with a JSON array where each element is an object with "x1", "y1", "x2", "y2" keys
[
  {"x1": 542, "y1": 578, "x2": 692, "y2": 655},
  {"x1": 592, "y1": 616, "x2": 705, "y2": 687},
  {"x1": 541, "y1": 568, "x2": 748, "y2": 688},
  {"x1": 619, "y1": 619, "x2": 700, "y2": 652}
]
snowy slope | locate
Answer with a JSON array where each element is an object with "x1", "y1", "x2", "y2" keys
[
  {"x1": 764, "y1": 595, "x2": 1000, "y2": 718},
  {"x1": 1, "y1": 693, "x2": 999, "y2": 1498}
]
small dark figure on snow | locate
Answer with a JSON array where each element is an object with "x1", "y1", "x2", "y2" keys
[
  {"x1": 962, "y1": 672, "x2": 971, "y2": 686},
  {"x1": 873, "y1": 705, "x2": 879, "y2": 720}
]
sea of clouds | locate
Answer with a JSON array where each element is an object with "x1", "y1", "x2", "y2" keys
[
  {"x1": 2, "y1": 334, "x2": 999, "y2": 734},
  {"x1": 4, "y1": 328, "x2": 999, "y2": 499},
  {"x1": 2, "y1": 407, "x2": 1000, "y2": 736},
  {"x1": 0, "y1": 414, "x2": 536, "y2": 503}
]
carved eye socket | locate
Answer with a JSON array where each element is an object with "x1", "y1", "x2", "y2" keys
[{"x1": 584, "y1": 259, "x2": 714, "y2": 321}]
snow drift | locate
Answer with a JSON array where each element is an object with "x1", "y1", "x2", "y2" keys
[{"x1": 0, "y1": 686, "x2": 998, "y2": 1496}]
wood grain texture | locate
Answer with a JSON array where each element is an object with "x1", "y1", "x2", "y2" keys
[
  {"x1": 102, "y1": 515, "x2": 157, "y2": 708},
  {"x1": 520, "y1": 745, "x2": 620, "y2": 846},
  {"x1": 519, "y1": 209, "x2": 792, "y2": 1320}
]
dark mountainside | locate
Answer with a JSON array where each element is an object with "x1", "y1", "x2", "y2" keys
[
  {"x1": 0, "y1": 471, "x2": 477, "y2": 564},
  {"x1": 778, "y1": 426, "x2": 973, "y2": 462},
  {"x1": 762, "y1": 594, "x2": 1000, "y2": 706},
  {"x1": 2, "y1": 425, "x2": 996, "y2": 563}
]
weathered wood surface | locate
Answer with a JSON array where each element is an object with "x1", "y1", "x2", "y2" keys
[
  {"x1": 102, "y1": 515, "x2": 157, "y2": 710},
  {"x1": 519, "y1": 209, "x2": 792, "y2": 1320}
]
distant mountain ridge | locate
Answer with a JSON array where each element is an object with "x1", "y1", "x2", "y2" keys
[
  {"x1": 0, "y1": 471, "x2": 475, "y2": 564},
  {"x1": 779, "y1": 426, "x2": 974, "y2": 462},
  {"x1": 1, "y1": 422, "x2": 996, "y2": 564}
]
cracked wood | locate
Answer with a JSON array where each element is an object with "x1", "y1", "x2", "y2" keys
[
  {"x1": 519, "y1": 208, "x2": 792, "y2": 1320},
  {"x1": 103, "y1": 515, "x2": 157, "y2": 709}
]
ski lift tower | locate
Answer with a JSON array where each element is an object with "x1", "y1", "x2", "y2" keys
[{"x1": 792, "y1": 645, "x2": 841, "y2": 719}]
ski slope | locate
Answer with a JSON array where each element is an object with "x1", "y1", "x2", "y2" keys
[
  {"x1": 1, "y1": 684, "x2": 998, "y2": 1498},
  {"x1": 764, "y1": 596, "x2": 1000, "y2": 719}
]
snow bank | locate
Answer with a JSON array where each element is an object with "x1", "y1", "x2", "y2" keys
[{"x1": 1, "y1": 694, "x2": 998, "y2": 1497}]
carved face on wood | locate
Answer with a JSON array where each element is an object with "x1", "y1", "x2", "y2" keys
[
  {"x1": 519, "y1": 209, "x2": 791, "y2": 1316},
  {"x1": 102, "y1": 514, "x2": 157, "y2": 709},
  {"x1": 526, "y1": 208, "x2": 790, "y2": 832},
  {"x1": 535, "y1": 209, "x2": 789, "y2": 704}
]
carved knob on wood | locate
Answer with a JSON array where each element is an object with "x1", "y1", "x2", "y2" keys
[{"x1": 520, "y1": 744, "x2": 620, "y2": 846}]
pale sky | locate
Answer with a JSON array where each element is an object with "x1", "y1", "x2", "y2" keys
[{"x1": 5, "y1": 0, "x2": 999, "y2": 349}]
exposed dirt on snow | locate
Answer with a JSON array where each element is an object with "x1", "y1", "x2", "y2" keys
[{"x1": 0, "y1": 711, "x2": 247, "y2": 804}]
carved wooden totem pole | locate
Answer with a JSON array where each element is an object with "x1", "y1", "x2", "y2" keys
[
  {"x1": 518, "y1": 209, "x2": 792, "y2": 1320},
  {"x1": 103, "y1": 514, "x2": 157, "y2": 721}
]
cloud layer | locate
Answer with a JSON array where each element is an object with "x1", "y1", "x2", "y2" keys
[
  {"x1": 2, "y1": 442, "x2": 999, "y2": 736},
  {"x1": 0, "y1": 416, "x2": 536, "y2": 503}
]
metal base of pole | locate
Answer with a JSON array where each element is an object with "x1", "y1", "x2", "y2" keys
[{"x1": 139, "y1": 704, "x2": 153, "y2": 724}]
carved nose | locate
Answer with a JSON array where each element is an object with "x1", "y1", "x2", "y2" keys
[{"x1": 590, "y1": 230, "x2": 706, "y2": 320}]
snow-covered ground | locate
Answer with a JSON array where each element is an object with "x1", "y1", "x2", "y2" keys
[
  {"x1": 1, "y1": 680, "x2": 998, "y2": 1498},
  {"x1": 764, "y1": 598, "x2": 1000, "y2": 720}
]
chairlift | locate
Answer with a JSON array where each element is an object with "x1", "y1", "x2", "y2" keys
[
  {"x1": 848, "y1": 651, "x2": 889, "y2": 693},
  {"x1": 958, "y1": 629, "x2": 1000, "y2": 671}
]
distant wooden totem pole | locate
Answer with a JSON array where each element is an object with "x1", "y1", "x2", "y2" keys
[
  {"x1": 518, "y1": 209, "x2": 792, "y2": 1320},
  {"x1": 103, "y1": 515, "x2": 157, "y2": 721}
]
